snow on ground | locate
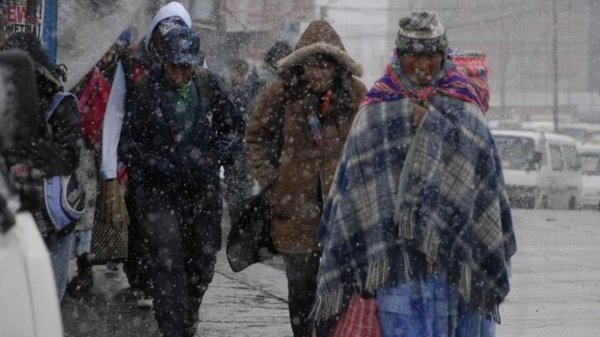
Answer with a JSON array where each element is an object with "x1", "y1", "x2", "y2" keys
[
  {"x1": 498, "y1": 209, "x2": 600, "y2": 337},
  {"x1": 62, "y1": 208, "x2": 600, "y2": 336}
]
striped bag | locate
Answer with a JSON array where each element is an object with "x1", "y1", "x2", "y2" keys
[
  {"x1": 448, "y1": 48, "x2": 490, "y2": 113},
  {"x1": 329, "y1": 293, "x2": 380, "y2": 337}
]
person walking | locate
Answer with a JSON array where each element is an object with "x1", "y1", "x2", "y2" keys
[
  {"x1": 223, "y1": 42, "x2": 293, "y2": 217},
  {"x1": 245, "y1": 20, "x2": 366, "y2": 337},
  {"x1": 221, "y1": 57, "x2": 253, "y2": 211},
  {"x1": 243, "y1": 40, "x2": 292, "y2": 116},
  {"x1": 105, "y1": 2, "x2": 194, "y2": 307},
  {"x1": 1, "y1": 32, "x2": 82, "y2": 302},
  {"x1": 311, "y1": 11, "x2": 517, "y2": 337},
  {"x1": 120, "y1": 26, "x2": 243, "y2": 337},
  {"x1": 67, "y1": 32, "x2": 133, "y2": 297}
]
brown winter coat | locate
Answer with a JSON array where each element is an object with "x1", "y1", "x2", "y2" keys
[{"x1": 245, "y1": 21, "x2": 366, "y2": 254}]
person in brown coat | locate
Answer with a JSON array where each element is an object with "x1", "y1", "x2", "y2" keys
[{"x1": 245, "y1": 21, "x2": 366, "y2": 337}]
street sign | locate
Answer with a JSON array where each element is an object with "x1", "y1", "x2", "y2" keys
[{"x1": 1, "y1": 0, "x2": 58, "y2": 63}]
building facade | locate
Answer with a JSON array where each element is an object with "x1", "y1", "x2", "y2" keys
[
  {"x1": 222, "y1": 0, "x2": 315, "y2": 60},
  {"x1": 384, "y1": 0, "x2": 599, "y2": 122},
  {"x1": 184, "y1": 0, "x2": 315, "y2": 69}
]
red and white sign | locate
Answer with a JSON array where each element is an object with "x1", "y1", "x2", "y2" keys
[{"x1": 2, "y1": 0, "x2": 44, "y2": 37}]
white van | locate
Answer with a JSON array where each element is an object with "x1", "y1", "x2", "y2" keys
[
  {"x1": 577, "y1": 145, "x2": 600, "y2": 210},
  {"x1": 492, "y1": 130, "x2": 583, "y2": 209},
  {"x1": 520, "y1": 121, "x2": 600, "y2": 146}
]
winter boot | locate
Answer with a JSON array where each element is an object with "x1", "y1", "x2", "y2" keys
[{"x1": 67, "y1": 253, "x2": 94, "y2": 297}]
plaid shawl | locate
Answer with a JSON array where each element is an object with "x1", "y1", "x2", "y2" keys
[{"x1": 312, "y1": 55, "x2": 517, "y2": 327}]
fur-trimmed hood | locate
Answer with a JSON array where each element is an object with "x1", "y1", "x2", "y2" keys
[{"x1": 277, "y1": 21, "x2": 362, "y2": 77}]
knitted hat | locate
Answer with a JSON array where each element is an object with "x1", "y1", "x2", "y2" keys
[{"x1": 395, "y1": 11, "x2": 448, "y2": 56}]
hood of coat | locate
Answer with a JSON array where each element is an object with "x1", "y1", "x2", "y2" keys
[
  {"x1": 144, "y1": 2, "x2": 193, "y2": 53},
  {"x1": 277, "y1": 21, "x2": 362, "y2": 77}
]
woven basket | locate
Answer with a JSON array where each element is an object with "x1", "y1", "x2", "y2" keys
[{"x1": 90, "y1": 179, "x2": 129, "y2": 264}]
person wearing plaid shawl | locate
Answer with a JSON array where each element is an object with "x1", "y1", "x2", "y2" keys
[{"x1": 312, "y1": 12, "x2": 517, "y2": 337}]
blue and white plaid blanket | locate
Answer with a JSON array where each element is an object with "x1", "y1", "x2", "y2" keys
[{"x1": 312, "y1": 89, "x2": 517, "y2": 325}]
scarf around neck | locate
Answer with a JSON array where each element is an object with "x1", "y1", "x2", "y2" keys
[{"x1": 363, "y1": 52, "x2": 485, "y2": 110}]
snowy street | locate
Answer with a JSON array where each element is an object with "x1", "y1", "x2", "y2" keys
[
  {"x1": 2, "y1": 2, "x2": 599, "y2": 337},
  {"x1": 62, "y1": 209, "x2": 600, "y2": 337},
  {"x1": 499, "y1": 209, "x2": 600, "y2": 337}
]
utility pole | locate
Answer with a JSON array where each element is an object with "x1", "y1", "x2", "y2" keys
[
  {"x1": 500, "y1": 0, "x2": 508, "y2": 119},
  {"x1": 214, "y1": 0, "x2": 225, "y2": 59},
  {"x1": 190, "y1": 0, "x2": 225, "y2": 71},
  {"x1": 552, "y1": 0, "x2": 559, "y2": 131},
  {"x1": 320, "y1": 0, "x2": 341, "y2": 21},
  {"x1": 320, "y1": 6, "x2": 328, "y2": 20}
]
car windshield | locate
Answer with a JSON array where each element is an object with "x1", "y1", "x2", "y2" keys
[
  {"x1": 580, "y1": 152, "x2": 600, "y2": 175},
  {"x1": 494, "y1": 135, "x2": 537, "y2": 170}
]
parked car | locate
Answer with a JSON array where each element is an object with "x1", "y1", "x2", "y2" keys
[
  {"x1": 577, "y1": 145, "x2": 600, "y2": 210},
  {"x1": 520, "y1": 121, "x2": 600, "y2": 146},
  {"x1": 558, "y1": 123, "x2": 600, "y2": 146},
  {"x1": 492, "y1": 130, "x2": 582, "y2": 209}
]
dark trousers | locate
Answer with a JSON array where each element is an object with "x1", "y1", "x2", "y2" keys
[
  {"x1": 123, "y1": 186, "x2": 152, "y2": 292},
  {"x1": 139, "y1": 190, "x2": 222, "y2": 337},
  {"x1": 283, "y1": 252, "x2": 321, "y2": 337}
]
